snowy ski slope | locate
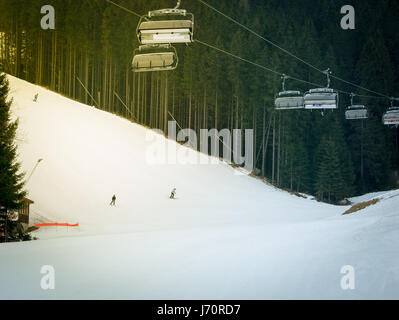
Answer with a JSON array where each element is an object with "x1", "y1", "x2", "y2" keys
[{"x1": 1, "y1": 75, "x2": 398, "y2": 299}]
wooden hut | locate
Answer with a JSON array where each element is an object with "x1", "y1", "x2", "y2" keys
[{"x1": 18, "y1": 198, "x2": 34, "y2": 229}]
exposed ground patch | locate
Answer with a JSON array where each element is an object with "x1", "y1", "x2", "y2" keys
[{"x1": 343, "y1": 198, "x2": 380, "y2": 215}]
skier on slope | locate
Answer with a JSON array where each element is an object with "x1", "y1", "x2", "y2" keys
[
  {"x1": 169, "y1": 188, "x2": 176, "y2": 199},
  {"x1": 33, "y1": 93, "x2": 38, "y2": 102},
  {"x1": 110, "y1": 194, "x2": 116, "y2": 206}
]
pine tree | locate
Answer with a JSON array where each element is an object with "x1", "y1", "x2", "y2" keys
[
  {"x1": 314, "y1": 137, "x2": 346, "y2": 203},
  {"x1": 0, "y1": 72, "x2": 26, "y2": 226}
]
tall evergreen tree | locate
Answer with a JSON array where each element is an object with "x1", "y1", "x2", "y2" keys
[
  {"x1": 314, "y1": 136, "x2": 346, "y2": 202},
  {"x1": 0, "y1": 72, "x2": 26, "y2": 210}
]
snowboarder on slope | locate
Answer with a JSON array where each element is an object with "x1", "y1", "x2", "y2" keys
[
  {"x1": 169, "y1": 188, "x2": 176, "y2": 199},
  {"x1": 110, "y1": 194, "x2": 116, "y2": 206},
  {"x1": 33, "y1": 93, "x2": 38, "y2": 102}
]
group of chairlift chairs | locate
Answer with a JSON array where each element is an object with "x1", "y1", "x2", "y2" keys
[
  {"x1": 274, "y1": 71, "x2": 399, "y2": 126},
  {"x1": 132, "y1": 0, "x2": 193, "y2": 72},
  {"x1": 130, "y1": 2, "x2": 399, "y2": 127}
]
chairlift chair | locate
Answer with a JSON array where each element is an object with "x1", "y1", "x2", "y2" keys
[
  {"x1": 304, "y1": 69, "x2": 338, "y2": 110},
  {"x1": 137, "y1": 1, "x2": 194, "y2": 45},
  {"x1": 132, "y1": 45, "x2": 178, "y2": 72},
  {"x1": 345, "y1": 95, "x2": 368, "y2": 120},
  {"x1": 345, "y1": 105, "x2": 368, "y2": 120},
  {"x1": 275, "y1": 91, "x2": 304, "y2": 110},
  {"x1": 382, "y1": 107, "x2": 399, "y2": 125},
  {"x1": 304, "y1": 88, "x2": 338, "y2": 110},
  {"x1": 274, "y1": 76, "x2": 304, "y2": 110},
  {"x1": 382, "y1": 98, "x2": 399, "y2": 126},
  {"x1": 382, "y1": 106, "x2": 399, "y2": 126}
]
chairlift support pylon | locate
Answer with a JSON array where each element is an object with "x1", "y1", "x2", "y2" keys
[
  {"x1": 382, "y1": 98, "x2": 399, "y2": 126},
  {"x1": 304, "y1": 68, "x2": 338, "y2": 110},
  {"x1": 274, "y1": 75, "x2": 304, "y2": 110},
  {"x1": 132, "y1": 44, "x2": 178, "y2": 72},
  {"x1": 345, "y1": 93, "x2": 368, "y2": 120},
  {"x1": 137, "y1": 0, "x2": 194, "y2": 45}
]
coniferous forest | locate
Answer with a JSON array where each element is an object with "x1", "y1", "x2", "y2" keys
[{"x1": 0, "y1": 0, "x2": 398, "y2": 203}]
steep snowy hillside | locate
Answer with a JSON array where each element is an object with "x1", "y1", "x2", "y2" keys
[
  {"x1": 7, "y1": 75, "x2": 340, "y2": 236},
  {"x1": 1, "y1": 75, "x2": 398, "y2": 299}
]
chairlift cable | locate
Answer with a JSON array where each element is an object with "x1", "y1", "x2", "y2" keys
[
  {"x1": 196, "y1": 0, "x2": 323, "y2": 74},
  {"x1": 329, "y1": 74, "x2": 391, "y2": 99},
  {"x1": 103, "y1": 0, "x2": 391, "y2": 100},
  {"x1": 195, "y1": 39, "x2": 336, "y2": 90},
  {"x1": 197, "y1": 0, "x2": 394, "y2": 100},
  {"x1": 195, "y1": 39, "x2": 281, "y2": 77},
  {"x1": 104, "y1": 0, "x2": 142, "y2": 18}
]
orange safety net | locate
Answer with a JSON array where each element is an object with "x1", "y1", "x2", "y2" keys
[{"x1": 34, "y1": 223, "x2": 79, "y2": 227}]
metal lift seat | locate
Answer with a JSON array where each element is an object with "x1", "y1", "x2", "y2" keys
[
  {"x1": 304, "y1": 88, "x2": 338, "y2": 110},
  {"x1": 345, "y1": 105, "x2": 368, "y2": 120},
  {"x1": 275, "y1": 91, "x2": 304, "y2": 110},
  {"x1": 132, "y1": 45, "x2": 178, "y2": 72}
]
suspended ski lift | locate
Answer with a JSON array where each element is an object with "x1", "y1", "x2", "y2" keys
[
  {"x1": 345, "y1": 94, "x2": 368, "y2": 120},
  {"x1": 137, "y1": 0, "x2": 194, "y2": 45},
  {"x1": 132, "y1": 44, "x2": 178, "y2": 72},
  {"x1": 274, "y1": 75, "x2": 304, "y2": 110},
  {"x1": 345, "y1": 105, "x2": 368, "y2": 120},
  {"x1": 382, "y1": 98, "x2": 399, "y2": 126},
  {"x1": 304, "y1": 88, "x2": 338, "y2": 110},
  {"x1": 304, "y1": 69, "x2": 338, "y2": 110}
]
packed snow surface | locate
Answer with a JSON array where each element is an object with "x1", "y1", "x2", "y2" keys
[{"x1": 1, "y1": 75, "x2": 398, "y2": 299}]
